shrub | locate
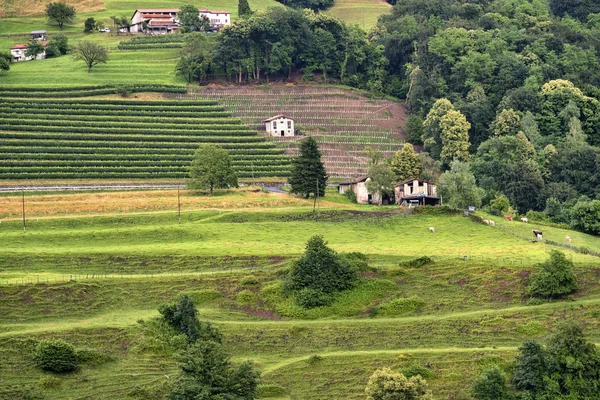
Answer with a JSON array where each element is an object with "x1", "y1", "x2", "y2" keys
[
  {"x1": 365, "y1": 368, "x2": 433, "y2": 400},
  {"x1": 295, "y1": 288, "x2": 334, "y2": 308},
  {"x1": 344, "y1": 189, "x2": 357, "y2": 203},
  {"x1": 471, "y1": 366, "x2": 508, "y2": 400},
  {"x1": 34, "y1": 339, "x2": 78, "y2": 373},
  {"x1": 186, "y1": 289, "x2": 222, "y2": 304},
  {"x1": 399, "y1": 256, "x2": 434, "y2": 268},
  {"x1": 236, "y1": 290, "x2": 257, "y2": 305},
  {"x1": 307, "y1": 354, "x2": 323, "y2": 364},
  {"x1": 115, "y1": 85, "x2": 132, "y2": 98},
  {"x1": 489, "y1": 194, "x2": 510, "y2": 215},
  {"x1": 158, "y1": 295, "x2": 222, "y2": 343},
  {"x1": 528, "y1": 250, "x2": 578, "y2": 299},
  {"x1": 284, "y1": 236, "x2": 357, "y2": 301}
]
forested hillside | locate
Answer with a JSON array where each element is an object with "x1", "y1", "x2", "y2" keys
[{"x1": 373, "y1": 0, "x2": 600, "y2": 232}]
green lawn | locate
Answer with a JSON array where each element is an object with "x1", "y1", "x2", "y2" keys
[
  {"x1": 0, "y1": 48, "x2": 181, "y2": 86},
  {"x1": 326, "y1": 0, "x2": 391, "y2": 29},
  {"x1": 1, "y1": 190, "x2": 600, "y2": 399}
]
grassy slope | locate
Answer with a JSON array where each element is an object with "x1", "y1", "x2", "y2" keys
[
  {"x1": 1, "y1": 189, "x2": 600, "y2": 399},
  {"x1": 326, "y1": 0, "x2": 391, "y2": 30}
]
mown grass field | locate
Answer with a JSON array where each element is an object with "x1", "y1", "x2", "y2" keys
[
  {"x1": 326, "y1": 0, "x2": 391, "y2": 29},
  {"x1": 1, "y1": 188, "x2": 600, "y2": 399}
]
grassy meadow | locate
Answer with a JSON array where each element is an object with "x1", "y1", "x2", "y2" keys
[
  {"x1": 326, "y1": 0, "x2": 391, "y2": 29},
  {"x1": 1, "y1": 188, "x2": 600, "y2": 399}
]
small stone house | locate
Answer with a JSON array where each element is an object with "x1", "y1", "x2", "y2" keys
[
  {"x1": 338, "y1": 176, "x2": 388, "y2": 204},
  {"x1": 264, "y1": 115, "x2": 295, "y2": 137},
  {"x1": 10, "y1": 42, "x2": 47, "y2": 62},
  {"x1": 394, "y1": 178, "x2": 440, "y2": 206}
]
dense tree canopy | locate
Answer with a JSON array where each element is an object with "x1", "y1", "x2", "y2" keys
[
  {"x1": 45, "y1": 1, "x2": 75, "y2": 29},
  {"x1": 187, "y1": 145, "x2": 238, "y2": 194}
]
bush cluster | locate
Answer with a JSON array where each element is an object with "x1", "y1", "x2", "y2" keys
[{"x1": 34, "y1": 339, "x2": 78, "y2": 373}]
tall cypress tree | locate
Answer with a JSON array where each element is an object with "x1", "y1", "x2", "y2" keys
[
  {"x1": 288, "y1": 136, "x2": 328, "y2": 198},
  {"x1": 238, "y1": 0, "x2": 252, "y2": 17}
]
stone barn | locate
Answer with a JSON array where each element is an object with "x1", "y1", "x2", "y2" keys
[{"x1": 338, "y1": 176, "x2": 390, "y2": 204}]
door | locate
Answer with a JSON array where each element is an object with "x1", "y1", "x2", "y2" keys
[{"x1": 281, "y1": 131, "x2": 285, "y2": 136}]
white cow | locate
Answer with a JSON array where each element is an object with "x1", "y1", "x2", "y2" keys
[
  {"x1": 521, "y1": 217, "x2": 529, "y2": 223},
  {"x1": 489, "y1": 220, "x2": 495, "y2": 226},
  {"x1": 566, "y1": 235, "x2": 572, "y2": 244},
  {"x1": 483, "y1": 220, "x2": 490, "y2": 225},
  {"x1": 429, "y1": 227, "x2": 435, "y2": 233}
]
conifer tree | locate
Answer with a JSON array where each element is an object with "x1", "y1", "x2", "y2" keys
[
  {"x1": 391, "y1": 143, "x2": 422, "y2": 181},
  {"x1": 238, "y1": 0, "x2": 252, "y2": 17},
  {"x1": 288, "y1": 136, "x2": 328, "y2": 198}
]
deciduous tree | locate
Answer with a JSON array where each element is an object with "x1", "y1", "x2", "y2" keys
[
  {"x1": 187, "y1": 145, "x2": 238, "y2": 194},
  {"x1": 391, "y1": 143, "x2": 422, "y2": 181},
  {"x1": 366, "y1": 163, "x2": 396, "y2": 205},
  {"x1": 440, "y1": 109, "x2": 471, "y2": 165},
  {"x1": 25, "y1": 41, "x2": 44, "y2": 60},
  {"x1": 177, "y1": 4, "x2": 210, "y2": 32},
  {"x1": 0, "y1": 52, "x2": 11, "y2": 72},
  {"x1": 84, "y1": 17, "x2": 97, "y2": 33},
  {"x1": 438, "y1": 160, "x2": 484, "y2": 209},
  {"x1": 423, "y1": 99, "x2": 454, "y2": 160},
  {"x1": 72, "y1": 41, "x2": 108, "y2": 72},
  {"x1": 45, "y1": 2, "x2": 76, "y2": 30},
  {"x1": 471, "y1": 366, "x2": 508, "y2": 400},
  {"x1": 528, "y1": 250, "x2": 578, "y2": 299}
]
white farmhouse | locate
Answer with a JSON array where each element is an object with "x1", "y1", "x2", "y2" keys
[
  {"x1": 130, "y1": 8, "x2": 231, "y2": 34},
  {"x1": 264, "y1": 115, "x2": 295, "y2": 137},
  {"x1": 10, "y1": 42, "x2": 47, "y2": 62}
]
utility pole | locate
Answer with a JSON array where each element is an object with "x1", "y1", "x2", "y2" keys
[
  {"x1": 177, "y1": 188, "x2": 181, "y2": 224},
  {"x1": 22, "y1": 190, "x2": 26, "y2": 233}
]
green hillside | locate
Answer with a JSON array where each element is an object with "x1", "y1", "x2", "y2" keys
[
  {"x1": 0, "y1": 189, "x2": 599, "y2": 398},
  {"x1": 0, "y1": 98, "x2": 290, "y2": 179}
]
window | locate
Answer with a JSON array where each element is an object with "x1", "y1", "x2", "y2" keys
[
  {"x1": 287, "y1": 121, "x2": 291, "y2": 129},
  {"x1": 272, "y1": 121, "x2": 276, "y2": 129}
]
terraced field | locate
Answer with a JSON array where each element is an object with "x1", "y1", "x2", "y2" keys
[
  {"x1": 1, "y1": 189, "x2": 600, "y2": 399},
  {"x1": 187, "y1": 86, "x2": 406, "y2": 178},
  {"x1": 0, "y1": 98, "x2": 290, "y2": 180}
]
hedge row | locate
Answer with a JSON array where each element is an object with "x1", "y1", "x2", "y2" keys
[
  {"x1": 2, "y1": 113, "x2": 241, "y2": 125},
  {"x1": 0, "y1": 107, "x2": 231, "y2": 118},
  {"x1": 0, "y1": 171, "x2": 290, "y2": 179},
  {"x1": 0, "y1": 161, "x2": 289, "y2": 169},
  {"x1": 0, "y1": 157, "x2": 289, "y2": 169},
  {"x1": 0, "y1": 84, "x2": 186, "y2": 93},
  {"x1": 0, "y1": 120, "x2": 252, "y2": 133},
  {"x1": 118, "y1": 43, "x2": 184, "y2": 50},
  {"x1": 0, "y1": 132, "x2": 265, "y2": 143},
  {"x1": 0, "y1": 146, "x2": 283, "y2": 156},
  {"x1": 0, "y1": 103, "x2": 224, "y2": 112},
  {"x1": 1, "y1": 99, "x2": 215, "y2": 106},
  {"x1": 121, "y1": 34, "x2": 187, "y2": 44},
  {"x1": 1, "y1": 138, "x2": 276, "y2": 149},
  {"x1": 0, "y1": 152, "x2": 289, "y2": 162},
  {"x1": 0, "y1": 85, "x2": 187, "y2": 98}
]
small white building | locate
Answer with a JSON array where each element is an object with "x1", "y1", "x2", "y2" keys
[
  {"x1": 31, "y1": 30, "x2": 46, "y2": 40},
  {"x1": 130, "y1": 8, "x2": 230, "y2": 34},
  {"x1": 10, "y1": 42, "x2": 47, "y2": 62},
  {"x1": 264, "y1": 115, "x2": 295, "y2": 137}
]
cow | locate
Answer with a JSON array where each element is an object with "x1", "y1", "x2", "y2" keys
[
  {"x1": 489, "y1": 220, "x2": 495, "y2": 226},
  {"x1": 429, "y1": 227, "x2": 435, "y2": 233},
  {"x1": 483, "y1": 220, "x2": 490, "y2": 225},
  {"x1": 533, "y1": 230, "x2": 543, "y2": 241},
  {"x1": 505, "y1": 215, "x2": 513, "y2": 221},
  {"x1": 566, "y1": 235, "x2": 572, "y2": 244},
  {"x1": 521, "y1": 217, "x2": 529, "y2": 223}
]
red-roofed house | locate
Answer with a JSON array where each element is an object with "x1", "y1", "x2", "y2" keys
[
  {"x1": 10, "y1": 42, "x2": 48, "y2": 62},
  {"x1": 130, "y1": 8, "x2": 230, "y2": 34}
]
